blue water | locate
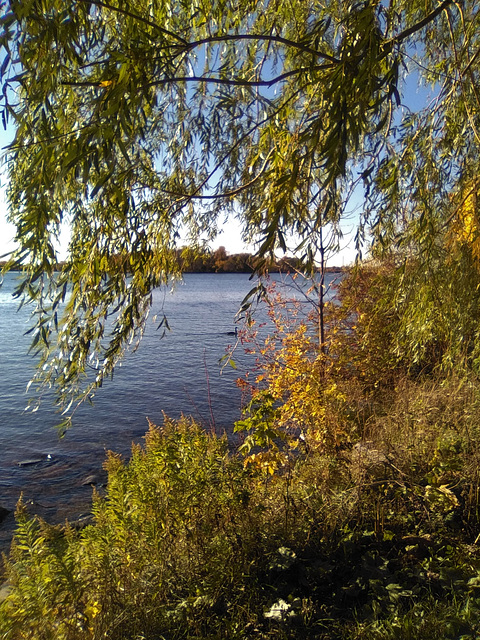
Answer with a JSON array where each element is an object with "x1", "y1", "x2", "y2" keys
[{"x1": 0, "y1": 271, "x2": 339, "y2": 548}]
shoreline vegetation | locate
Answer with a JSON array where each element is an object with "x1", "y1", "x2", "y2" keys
[{"x1": 2, "y1": 263, "x2": 480, "y2": 639}]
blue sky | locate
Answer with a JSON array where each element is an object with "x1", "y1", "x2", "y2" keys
[{"x1": 0, "y1": 121, "x2": 15, "y2": 259}]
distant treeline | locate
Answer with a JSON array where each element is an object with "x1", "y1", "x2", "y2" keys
[
  {"x1": 177, "y1": 246, "x2": 342, "y2": 274},
  {"x1": 0, "y1": 248, "x2": 344, "y2": 275}
]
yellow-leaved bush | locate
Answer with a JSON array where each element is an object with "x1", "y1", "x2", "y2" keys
[
  {"x1": 235, "y1": 284, "x2": 356, "y2": 459},
  {"x1": 449, "y1": 188, "x2": 480, "y2": 265}
]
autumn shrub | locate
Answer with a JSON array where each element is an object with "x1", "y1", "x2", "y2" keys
[
  {"x1": 5, "y1": 273, "x2": 480, "y2": 638},
  {"x1": 0, "y1": 418, "x2": 286, "y2": 639},
  {"x1": 337, "y1": 253, "x2": 480, "y2": 381},
  {"x1": 3, "y1": 398, "x2": 480, "y2": 639},
  {"x1": 330, "y1": 260, "x2": 406, "y2": 386},
  {"x1": 235, "y1": 280, "x2": 371, "y2": 457}
]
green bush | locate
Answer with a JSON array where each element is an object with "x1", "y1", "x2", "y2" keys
[
  {"x1": 337, "y1": 255, "x2": 480, "y2": 381},
  {"x1": 0, "y1": 418, "x2": 275, "y2": 639},
  {"x1": 3, "y1": 385, "x2": 480, "y2": 638}
]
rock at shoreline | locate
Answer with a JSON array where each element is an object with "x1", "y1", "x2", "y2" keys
[
  {"x1": 69, "y1": 513, "x2": 94, "y2": 530},
  {"x1": 0, "y1": 505, "x2": 11, "y2": 525},
  {"x1": 81, "y1": 472, "x2": 107, "y2": 487},
  {"x1": 0, "y1": 581, "x2": 11, "y2": 602}
]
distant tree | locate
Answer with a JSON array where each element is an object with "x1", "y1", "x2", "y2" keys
[
  {"x1": 227, "y1": 253, "x2": 254, "y2": 273},
  {"x1": 0, "y1": 0, "x2": 478, "y2": 425},
  {"x1": 213, "y1": 246, "x2": 228, "y2": 272}
]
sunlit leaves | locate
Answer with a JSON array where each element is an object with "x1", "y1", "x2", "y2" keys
[
  {"x1": 1, "y1": 0, "x2": 478, "y2": 421},
  {"x1": 236, "y1": 285, "x2": 351, "y2": 454},
  {"x1": 448, "y1": 186, "x2": 480, "y2": 265}
]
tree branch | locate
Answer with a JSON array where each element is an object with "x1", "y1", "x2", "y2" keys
[
  {"x1": 63, "y1": 65, "x2": 332, "y2": 89},
  {"x1": 184, "y1": 34, "x2": 340, "y2": 64},
  {"x1": 461, "y1": 44, "x2": 480, "y2": 78},
  {"x1": 386, "y1": 0, "x2": 454, "y2": 47},
  {"x1": 165, "y1": 86, "x2": 305, "y2": 216},
  {"x1": 158, "y1": 150, "x2": 274, "y2": 201},
  {"x1": 76, "y1": 0, "x2": 188, "y2": 45},
  {"x1": 77, "y1": 0, "x2": 340, "y2": 64},
  {"x1": 148, "y1": 66, "x2": 332, "y2": 88}
]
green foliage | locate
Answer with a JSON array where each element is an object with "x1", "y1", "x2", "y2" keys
[
  {"x1": 4, "y1": 382, "x2": 480, "y2": 638},
  {"x1": 335, "y1": 253, "x2": 480, "y2": 380},
  {"x1": 0, "y1": 418, "x2": 268, "y2": 639},
  {"x1": 2, "y1": 0, "x2": 478, "y2": 419}
]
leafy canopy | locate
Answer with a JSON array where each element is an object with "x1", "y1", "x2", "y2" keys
[{"x1": 0, "y1": 0, "x2": 478, "y2": 424}]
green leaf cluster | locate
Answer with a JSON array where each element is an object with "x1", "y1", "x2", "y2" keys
[
  {"x1": 0, "y1": 418, "x2": 266, "y2": 639},
  {"x1": 2, "y1": 0, "x2": 474, "y2": 418}
]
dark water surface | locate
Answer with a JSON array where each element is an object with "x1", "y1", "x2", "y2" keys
[{"x1": 0, "y1": 271, "x2": 338, "y2": 550}]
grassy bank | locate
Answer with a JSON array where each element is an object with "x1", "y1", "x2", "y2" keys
[{"x1": 2, "y1": 373, "x2": 480, "y2": 639}]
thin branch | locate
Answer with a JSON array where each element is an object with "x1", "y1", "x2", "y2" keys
[
  {"x1": 158, "y1": 150, "x2": 274, "y2": 200},
  {"x1": 77, "y1": 0, "x2": 340, "y2": 65},
  {"x1": 149, "y1": 66, "x2": 332, "y2": 88},
  {"x1": 185, "y1": 34, "x2": 340, "y2": 64},
  {"x1": 441, "y1": 178, "x2": 480, "y2": 232},
  {"x1": 386, "y1": 0, "x2": 454, "y2": 47},
  {"x1": 445, "y1": 7, "x2": 480, "y2": 145},
  {"x1": 76, "y1": 0, "x2": 188, "y2": 45},
  {"x1": 6, "y1": 119, "x2": 101, "y2": 150},
  {"x1": 402, "y1": 50, "x2": 454, "y2": 81},
  {"x1": 164, "y1": 86, "x2": 305, "y2": 218},
  {"x1": 62, "y1": 65, "x2": 332, "y2": 89},
  {"x1": 461, "y1": 44, "x2": 480, "y2": 77}
]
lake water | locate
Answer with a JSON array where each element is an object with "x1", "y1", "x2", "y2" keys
[{"x1": 0, "y1": 271, "x2": 339, "y2": 550}]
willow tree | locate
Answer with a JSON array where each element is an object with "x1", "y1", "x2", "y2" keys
[
  {"x1": 0, "y1": 0, "x2": 477, "y2": 425},
  {"x1": 364, "y1": 1, "x2": 480, "y2": 373}
]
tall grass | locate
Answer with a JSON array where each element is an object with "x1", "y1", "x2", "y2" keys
[{"x1": 2, "y1": 377, "x2": 480, "y2": 639}]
